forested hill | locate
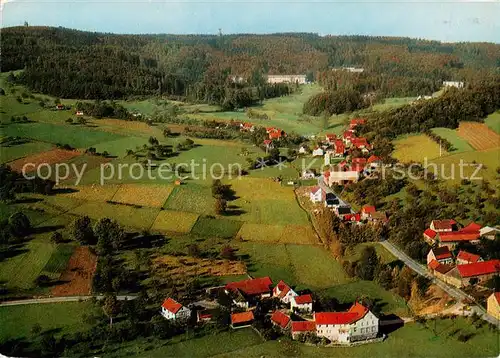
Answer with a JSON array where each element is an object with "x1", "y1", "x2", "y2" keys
[{"x1": 2, "y1": 26, "x2": 500, "y2": 100}]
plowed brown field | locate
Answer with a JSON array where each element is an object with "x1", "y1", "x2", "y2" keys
[
  {"x1": 8, "y1": 149, "x2": 81, "y2": 172},
  {"x1": 457, "y1": 122, "x2": 500, "y2": 151},
  {"x1": 51, "y1": 247, "x2": 97, "y2": 296}
]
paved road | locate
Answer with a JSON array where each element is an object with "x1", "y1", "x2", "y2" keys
[{"x1": 0, "y1": 295, "x2": 137, "y2": 306}]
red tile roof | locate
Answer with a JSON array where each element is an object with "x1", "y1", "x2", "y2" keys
[
  {"x1": 367, "y1": 155, "x2": 381, "y2": 163},
  {"x1": 424, "y1": 229, "x2": 437, "y2": 239},
  {"x1": 362, "y1": 205, "x2": 376, "y2": 214},
  {"x1": 291, "y1": 320, "x2": 316, "y2": 332},
  {"x1": 335, "y1": 144, "x2": 345, "y2": 154},
  {"x1": 310, "y1": 186, "x2": 322, "y2": 195},
  {"x1": 351, "y1": 164, "x2": 365, "y2": 172},
  {"x1": 315, "y1": 302, "x2": 369, "y2": 325},
  {"x1": 294, "y1": 294, "x2": 313, "y2": 305},
  {"x1": 225, "y1": 277, "x2": 273, "y2": 296},
  {"x1": 351, "y1": 138, "x2": 369, "y2": 148},
  {"x1": 350, "y1": 118, "x2": 366, "y2": 126},
  {"x1": 439, "y1": 232, "x2": 480, "y2": 242},
  {"x1": 431, "y1": 219, "x2": 456, "y2": 231},
  {"x1": 427, "y1": 259, "x2": 453, "y2": 274},
  {"x1": 351, "y1": 157, "x2": 367, "y2": 165},
  {"x1": 461, "y1": 222, "x2": 482, "y2": 232},
  {"x1": 274, "y1": 280, "x2": 292, "y2": 299},
  {"x1": 326, "y1": 134, "x2": 337, "y2": 140},
  {"x1": 457, "y1": 250, "x2": 481, "y2": 264},
  {"x1": 343, "y1": 213, "x2": 361, "y2": 222},
  {"x1": 271, "y1": 311, "x2": 291, "y2": 329},
  {"x1": 263, "y1": 139, "x2": 272, "y2": 145},
  {"x1": 428, "y1": 259, "x2": 440, "y2": 270},
  {"x1": 457, "y1": 260, "x2": 500, "y2": 278},
  {"x1": 161, "y1": 298, "x2": 183, "y2": 314},
  {"x1": 432, "y1": 246, "x2": 452, "y2": 260},
  {"x1": 231, "y1": 311, "x2": 254, "y2": 325},
  {"x1": 495, "y1": 292, "x2": 500, "y2": 304}
]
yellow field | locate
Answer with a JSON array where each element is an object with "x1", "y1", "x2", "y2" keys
[
  {"x1": 60, "y1": 184, "x2": 120, "y2": 202},
  {"x1": 111, "y1": 184, "x2": 174, "y2": 208},
  {"x1": 393, "y1": 134, "x2": 445, "y2": 163},
  {"x1": 70, "y1": 201, "x2": 160, "y2": 229},
  {"x1": 92, "y1": 118, "x2": 161, "y2": 137},
  {"x1": 227, "y1": 177, "x2": 295, "y2": 201},
  {"x1": 280, "y1": 225, "x2": 318, "y2": 245},
  {"x1": 151, "y1": 210, "x2": 199, "y2": 233},
  {"x1": 237, "y1": 223, "x2": 285, "y2": 242}
]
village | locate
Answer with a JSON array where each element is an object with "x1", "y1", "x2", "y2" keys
[{"x1": 159, "y1": 275, "x2": 382, "y2": 346}]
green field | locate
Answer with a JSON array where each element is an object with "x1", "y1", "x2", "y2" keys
[
  {"x1": 344, "y1": 243, "x2": 397, "y2": 265},
  {"x1": 1, "y1": 122, "x2": 126, "y2": 149},
  {"x1": 213, "y1": 318, "x2": 499, "y2": 358},
  {"x1": 0, "y1": 239, "x2": 55, "y2": 290},
  {"x1": 42, "y1": 244, "x2": 75, "y2": 276},
  {"x1": 485, "y1": 111, "x2": 500, "y2": 134},
  {"x1": 431, "y1": 127, "x2": 474, "y2": 153},
  {"x1": 0, "y1": 140, "x2": 54, "y2": 163},
  {"x1": 0, "y1": 301, "x2": 91, "y2": 342},
  {"x1": 164, "y1": 184, "x2": 215, "y2": 214},
  {"x1": 371, "y1": 97, "x2": 416, "y2": 112},
  {"x1": 190, "y1": 216, "x2": 243, "y2": 239}
]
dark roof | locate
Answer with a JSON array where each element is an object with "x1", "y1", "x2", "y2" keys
[{"x1": 337, "y1": 206, "x2": 351, "y2": 215}]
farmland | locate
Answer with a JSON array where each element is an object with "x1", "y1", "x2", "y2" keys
[
  {"x1": 7, "y1": 148, "x2": 81, "y2": 173},
  {"x1": 457, "y1": 122, "x2": 500, "y2": 151},
  {"x1": 392, "y1": 134, "x2": 444, "y2": 163},
  {"x1": 431, "y1": 127, "x2": 474, "y2": 153},
  {"x1": 0, "y1": 140, "x2": 54, "y2": 164},
  {"x1": 485, "y1": 111, "x2": 500, "y2": 134},
  {"x1": 51, "y1": 246, "x2": 97, "y2": 296}
]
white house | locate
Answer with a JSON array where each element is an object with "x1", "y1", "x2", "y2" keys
[
  {"x1": 301, "y1": 170, "x2": 316, "y2": 180},
  {"x1": 76, "y1": 111, "x2": 84, "y2": 116},
  {"x1": 273, "y1": 280, "x2": 298, "y2": 304},
  {"x1": 443, "y1": 81, "x2": 464, "y2": 89},
  {"x1": 267, "y1": 74, "x2": 307, "y2": 84},
  {"x1": 314, "y1": 302, "x2": 379, "y2": 343},
  {"x1": 480, "y1": 226, "x2": 500, "y2": 240},
  {"x1": 309, "y1": 187, "x2": 324, "y2": 203},
  {"x1": 312, "y1": 147, "x2": 324, "y2": 157},
  {"x1": 298, "y1": 146, "x2": 308, "y2": 155},
  {"x1": 291, "y1": 294, "x2": 313, "y2": 313},
  {"x1": 324, "y1": 170, "x2": 360, "y2": 186},
  {"x1": 161, "y1": 298, "x2": 191, "y2": 321},
  {"x1": 426, "y1": 247, "x2": 454, "y2": 265}
]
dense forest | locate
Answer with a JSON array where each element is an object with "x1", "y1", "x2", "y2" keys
[{"x1": 2, "y1": 26, "x2": 500, "y2": 103}]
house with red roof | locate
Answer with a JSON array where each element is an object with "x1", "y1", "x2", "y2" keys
[
  {"x1": 291, "y1": 321, "x2": 316, "y2": 339},
  {"x1": 427, "y1": 260, "x2": 457, "y2": 285},
  {"x1": 454, "y1": 260, "x2": 500, "y2": 287},
  {"x1": 349, "y1": 118, "x2": 366, "y2": 129},
  {"x1": 240, "y1": 122, "x2": 255, "y2": 132},
  {"x1": 366, "y1": 155, "x2": 382, "y2": 167},
  {"x1": 351, "y1": 138, "x2": 371, "y2": 152},
  {"x1": 271, "y1": 311, "x2": 291, "y2": 330},
  {"x1": 309, "y1": 186, "x2": 324, "y2": 204},
  {"x1": 456, "y1": 250, "x2": 483, "y2": 265},
  {"x1": 197, "y1": 310, "x2": 213, "y2": 323},
  {"x1": 230, "y1": 311, "x2": 254, "y2": 328},
  {"x1": 161, "y1": 297, "x2": 191, "y2": 321},
  {"x1": 423, "y1": 229, "x2": 437, "y2": 244},
  {"x1": 461, "y1": 222, "x2": 482, "y2": 232},
  {"x1": 273, "y1": 280, "x2": 298, "y2": 304},
  {"x1": 360, "y1": 205, "x2": 376, "y2": 220},
  {"x1": 430, "y1": 219, "x2": 457, "y2": 232},
  {"x1": 427, "y1": 247, "x2": 453, "y2": 265},
  {"x1": 263, "y1": 139, "x2": 274, "y2": 149},
  {"x1": 314, "y1": 302, "x2": 379, "y2": 343},
  {"x1": 487, "y1": 292, "x2": 500, "y2": 320},
  {"x1": 76, "y1": 111, "x2": 84, "y2": 116},
  {"x1": 225, "y1": 277, "x2": 273, "y2": 308},
  {"x1": 343, "y1": 213, "x2": 362, "y2": 223},
  {"x1": 437, "y1": 231, "x2": 481, "y2": 249},
  {"x1": 342, "y1": 130, "x2": 355, "y2": 145},
  {"x1": 334, "y1": 140, "x2": 345, "y2": 157},
  {"x1": 291, "y1": 294, "x2": 313, "y2": 313},
  {"x1": 325, "y1": 134, "x2": 337, "y2": 143}
]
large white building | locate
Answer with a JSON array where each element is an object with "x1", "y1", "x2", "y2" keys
[
  {"x1": 443, "y1": 81, "x2": 464, "y2": 89},
  {"x1": 161, "y1": 298, "x2": 191, "y2": 321},
  {"x1": 314, "y1": 302, "x2": 379, "y2": 343},
  {"x1": 266, "y1": 75, "x2": 307, "y2": 84}
]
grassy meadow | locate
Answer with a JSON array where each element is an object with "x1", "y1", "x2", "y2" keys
[{"x1": 392, "y1": 134, "x2": 444, "y2": 163}]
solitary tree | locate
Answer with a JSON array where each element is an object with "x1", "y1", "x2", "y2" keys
[
  {"x1": 71, "y1": 216, "x2": 94, "y2": 245},
  {"x1": 102, "y1": 294, "x2": 120, "y2": 327},
  {"x1": 8, "y1": 212, "x2": 31, "y2": 237}
]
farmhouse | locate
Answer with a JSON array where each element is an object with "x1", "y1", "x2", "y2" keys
[
  {"x1": 291, "y1": 321, "x2": 316, "y2": 339},
  {"x1": 443, "y1": 81, "x2": 464, "y2": 89},
  {"x1": 76, "y1": 111, "x2": 84, "y2": 116},
  {"x1": 334, "y1": 140, "x2": 345, "y2": 157},
  {"x1": 56, "y1": 104, "x2": 65, "y2": 110},
  {"x1": 343, "y1": 213, "x2": 362, "y2": 223},
  {"x1": 161, "y1": 298, "x2": 191, "y2": 321},
  {"x1": 291, "y1": 294, "x2": 313, "y2": 313},
  {"x1": 325, "y1": 134, "x2": 337, "y2": 143},
  {"x1": 454, "y1": 260, "x2": 500, "y2": 287},
  {"x1": 479, "y1": 226, "x2": 500, "y2": 240},
  {"x1": 367, "y1": 211, "x2": 388, "y2": 225},
  {"x1": 324, "y1": 170, "x2": 360, "y2": 185},
  {"x1": 487, "y1": 292, "x2": 500, "y2": 320},
  {"x1": 360, "y1": 205, "x2": 376, "y2": 220},
  {"x1": 230, "y1": 311, "x2": 254, "y2": 329},
  {"x1": 430, "y1": 219, "x2": 456, "y2": 232},
  {"x1": 366, "y1": 155, "x2": 382, "y2": 168},
  {"x1": 423, "y1": 229, "x2": 437, "y2": 244},
  {"x1": 314, "y1": 302, "x2": 379, "y2": 343},
  {"x1": 263, "y1": 139, "x2": 274, "y2": 150},
  {"x1": 197, "y1": 310, "x2": 213, "y2": 323},
  {"x1": 225, "y1": 276, "x2": 273, "y2": 307},
  {"x1": 273, "y1": 280, "x2": 298, "y2": 304},
  {"x1": 312, "y1": 147, "x2": 324, "y2": 157},
  {"x1": 456, "y1": 250, "x2": 482, "y2": 265},
  {"x1": 241, "y1": 122, "x2": 255, "y2": 132},
  {"x1": 271, "y1": 311, "x2": 291, "y2": 330},
  {"x1": 438, "y1": 231, "x2": 481, "y2": 249},
  {"x1": 427, "y1": 247, "x2": 453, "y2": 265},
  {"x1": 266, "y1": 74, "x2": 307, "y2": 84},
  {"x1": 302, "y1": 169, "x2": 316, "y2": 180},
  {"x1": 428, "y1": 260, "x2": 458, "y2": 286},
  {"x1": 309, "y1": 186, "x2": 324, "y2": 203},
  {"x1": 349, "y1": 118, "x2": 367, "y2": 129}
]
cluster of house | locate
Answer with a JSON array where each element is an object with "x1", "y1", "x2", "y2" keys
[
  {"x1": 160, "y1": 276, "x2": 379, "y2": 344},
  {"x1": 238, "y1": 122, "x2": 286, "y2": 149},
  {"x1": 229, "y1": 74, "x2": 308, "y2": 85},
  {"x1": 424, "y1": 220, "x2": 500, "y2": 288}
]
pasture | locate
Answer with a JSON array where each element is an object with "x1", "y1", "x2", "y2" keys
[
  {"x1": 485, "y1": 111, "x2": 500, "y2": 134},
  {"x1": 0, "y1": 140, "x2": 53, "y2": 164},
  {"x1": 0, "y1": 301, "x2": 92, "y2": 342},
  {"x1": 1, "y1": 122, "x2": 126, "y2": 149},
  {"x1": 190, "y1": 216, "x2": 243, "y2": 239},
  {"x1": 42, "y1": 244, "x2": 75, "y2": 279},
  {"x1": 151, "y1": 210, "x2": 199, "y2": 233},
  {"x1": 164, "y1": 184, "x2": 214, "y2": 214},
  {"x1": 457, "y1": 122, "x2": 500, "y2": 151},
  {"x1": 344, "y1": 243, "x2": 397, "y2": 264},
  {"x1": 392, "y1": 134, "x2": 444, "y2": 163},
  {"x1": 431, "y1": 127, "x2": 474, "y2": 153},
  {"x1": 236, "y1": 223, "x2": 318, "y2": 245}
]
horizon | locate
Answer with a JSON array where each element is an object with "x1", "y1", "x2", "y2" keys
[{"x1": 2, "y1": 0, "x2": 499, "y2": 43}]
